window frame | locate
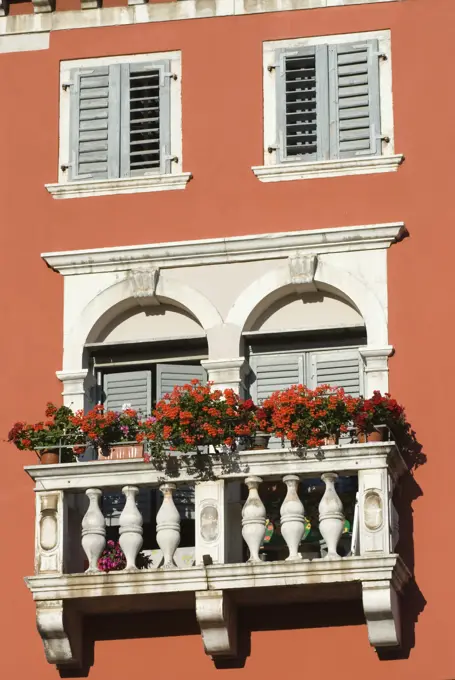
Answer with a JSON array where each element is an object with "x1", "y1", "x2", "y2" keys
[
  {"x1": 52, "y1": 51, "x2": 186, "y2": 197},
  {"x1": 254, "y1": 29, "x2": 402, "y2": 182}
]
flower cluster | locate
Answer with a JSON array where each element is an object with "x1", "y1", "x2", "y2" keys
[
  {"x1": 70, "y1": 405, "x2": 141, "y2": 455},
  {"x1": 354, "y1": 391, "x2": 409, "y2": 436},
  {"x1": 98, "y1": 540, "x2": 126, "y2": 571},
  {"x1": 97, "y1": 540, "x2": 153, "y2": 572},
  {"x1": 140, "y1": 380, "x2": 257, "y2": 455},
  {"x1": 263, "y1": 384, "x2": 358, "y2": 448},
  {"x1": 7, "y1": 403, "x2": 85, "y2": 460}
]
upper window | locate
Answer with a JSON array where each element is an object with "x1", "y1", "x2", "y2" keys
[
  {"x1": 253, "y1": 30, "x2": 403, "y2": 182},
  {"x1": 47, "y1": 52, "x2": 191, "y2": 199}
]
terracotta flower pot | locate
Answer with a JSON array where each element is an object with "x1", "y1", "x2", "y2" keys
[
  {"x1": 251, "y1": 432, "x2": 271, "y2": 450},
  {"x1": 357, "y1": 430, "x2": 385, "y2": 443},
  {"x1": 40, "y1": 450, "x2": 59, "y2": 465},
  {"x1": 324, "y1": 435, "x2": 338, "y2": 446},
  {"x1": 97, "y1": 443, "x2": 144, "y2": 461}
]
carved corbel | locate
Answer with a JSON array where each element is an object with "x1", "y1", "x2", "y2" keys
[
  {"x1": 195, "y1": 590, "x2": 237, "y2": 659},
  {"x1": 32, "y1": 0, "x2": 54, "y2": 12},
  {"x1": 128, "y1": 267, "x2": 160, "y2": 307},
  {"x1": 362, "y1": 580, "x2": 402, "y2": 648},
  {"x1": 36, "y1": 600, "x2": 83, "y2": 669},
  {"x1": 288, "y1": 252, "x2": 318, "y2": 292}
]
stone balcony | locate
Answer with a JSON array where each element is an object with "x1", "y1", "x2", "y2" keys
[{"x1": 24, "y1": 442, "x2": 410, "y2": 672}]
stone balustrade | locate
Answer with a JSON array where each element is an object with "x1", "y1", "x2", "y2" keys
[{"x1": 25, "y1": 442, "x2": 410, "y2": 671}]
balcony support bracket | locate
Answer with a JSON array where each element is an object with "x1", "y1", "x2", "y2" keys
[
  {"x1": 362, "y1": 579, "x2": 402, "y2": 649},
  {"x1": 36, "y1": 600, "x2": 83, "y2": 671},
  {"x1": 195, "y1": 590, "x2": 237, "y2": 660}
]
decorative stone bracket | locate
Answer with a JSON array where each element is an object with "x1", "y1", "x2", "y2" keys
[
  {"x1": 36, "y1": 601, "x2": 83, "y2": 670},
  {"x1": 288, "y1": 252, "x2": 318, "y2": 292},
  {"x1": 128, "y1": 266, "x2": 160, "y2": 307},
  {"x1": 195, "y1": 591, "x2": 237, "y2": 658}
]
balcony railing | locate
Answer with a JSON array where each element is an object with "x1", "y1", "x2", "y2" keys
[{"x1": 25, "y1": 441, "x2": 410, "y2": 671}]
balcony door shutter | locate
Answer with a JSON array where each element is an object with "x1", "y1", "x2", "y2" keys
[
  {"x1": 69, "y1": 65, "x2": 121, "y2": 182},
  {"x1": 276, "y1": 46, "x2": 329, "y2": 163},
  {"x1": 250, "y1": 353, "x2": 304, "y2": 449},
  {"x1": 309, "y1": 348, "x2": 363, "y2": 397},
  {"x1": 103, "y1": 370, "x2": 152, "y2": 415},
  {"x1": 156, "y1": 363, "x2": 206, "y2": 401},
  {"x1": 101, "y1": 369, "x2": 152, "y2": 527},
  {"x1": 328, "y1": 40, "x2": 381, "y2": 158},
  {"x1": 156, "y1": 363, "x2": 206, "y2": 523},
  {"x1": 120, "y1": 61, "x2": 171, "y2": 178}
]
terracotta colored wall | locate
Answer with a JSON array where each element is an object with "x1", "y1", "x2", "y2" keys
[{"x1": 1, "y1": 0, "x2": 454, "y2": 678}]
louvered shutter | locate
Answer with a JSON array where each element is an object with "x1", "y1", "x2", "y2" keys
[
  {"x1": 156, "y1": 363, "x2": 206, "y2": 525},
  {"x1": 68, "y1": 65, "x2": 121, "y2": 181},
  {"x1": 156, "y1": 363, "x2": 206, "y2": 401},
  {"x1": 103, "y1": 370, "x2": 152, "y2": 415},
  {"x1": 102, "y1": 369, "x2": 152, "y2": 527},
  {"x1": 276, "y1": 46, "x2": 330, "y2": 163},
  {"x1": 328, "y1": 40, "x2": 381, "y2": 158},
  {"x1": 249, "y1": 353, "x2": 304, "y2": 402},
  {"x1": 309, "y1": 349, "x2": 363, "y2": 397},
  {"x1": 250, "y1": 353, "x2": 304, "y2": 448},
  {"x1": 120, "y1": 61, "x2": 171, "y2": 178}
]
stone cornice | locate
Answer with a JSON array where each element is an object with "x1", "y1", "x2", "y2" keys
[
  {"x1": 42, "y1": 222, "x2": 406, "y2": 276},
  {"x1": 0, "y1": 0, "x2": 400, "y2": 41}
]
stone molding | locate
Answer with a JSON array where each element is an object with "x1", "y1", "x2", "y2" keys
[
  {"x1": 25, "y1": 442, "x2": 407, "y2": 491},
  {"x1": 45, "y1": 172, "x2": 192, "y2": 200},
  {"x1": 252, "y1": 155, "x2": 404, "y2": 183},
  {"x1": 0, "y1": 1, "x2": 401, "y2": 45},
  {"x1": 42, "y1": 222, "x2": 405, "y2": 276},
  {"x1": 27, "y1": 554, "x2": 409, "y2": 665}
]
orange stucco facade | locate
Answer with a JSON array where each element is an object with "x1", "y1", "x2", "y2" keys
[{"x1": 1, "y1": 0, "x2": 454, "y2": 678}]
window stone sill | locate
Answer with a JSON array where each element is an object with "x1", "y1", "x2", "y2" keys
[
  {"x1": 252, "y1": 155, "x2": 404, "y2": 182},
  {"x1": 45, "y1": 172, "x2": 192, "y2": 199}
]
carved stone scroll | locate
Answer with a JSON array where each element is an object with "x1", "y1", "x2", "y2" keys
[
  {"x1": 195, "y1": 590, "x2": 237, "y2": 658},
  {"x1": 128, "y1": 267, "x2": 160, "y2": 306}
]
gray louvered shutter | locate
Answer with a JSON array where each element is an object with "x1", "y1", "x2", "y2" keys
[
  {"x1": 156, "y1": 364, "x2": 206, "y2": 401},
  {"x1": 120, "y1": 61, "x2": 171, "y2": 178},
  {"x1": 328, "y1": 40, "x2": 381, "y2": 159},
  {"x1": 249, "y1": 353, "x2": 304, "y2": 449},
  {"x1": 156, "y1": 363, "x2": 206, "y2": 526},
  {"x1": 249, "y1": 353, "x2": 304, "y2": 402},
  {"x1": 68, "y1": 65, "x2": 121, "y2": 181},
  {"x1": 103, "y1": 370, "x2": 152, "y2": 415},
  {"x1": 309, "y1": 348, "x2": 363, "y2": 397},
  {"x1": 102, "y1": 369, "x2": 152, "y2": 527},
  {"x1": 276, "y1": 45, "x2": 329, "y2": 163}
]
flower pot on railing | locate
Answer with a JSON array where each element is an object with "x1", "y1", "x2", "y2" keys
[
  {"x1": 251, "y1": 432, "x2": 271, "y2": 450},
  {"x1": 323, "y1": 435, "x2": 339, "y2": 446},
  {"x1": 357, "y1": 428, "x2": 387, "y2": 443},
  {"x1": 97, "y1": 443, "x2": 144, "y2": 461},
  {"x1": 40, "y1": 450, "x2": 59, "y2": 465}
]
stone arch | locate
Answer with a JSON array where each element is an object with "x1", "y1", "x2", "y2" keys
[
  {"x1": 63, "y1": 271, "x2": 223, "y2": 370},
  {"x1": 225, "y1": 259, "x2": 388, "y2": 353}
]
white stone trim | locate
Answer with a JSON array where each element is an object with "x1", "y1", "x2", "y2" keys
[
  {"x1": 55, "y1": 50, "x2": 184, "y2": 193},
  {"x1": 0, "y1": 1, "x2": 401, "y2": 46},
  {"x1": 46, "y1": 173, "x2": 192, "y2": 200},
  {"x1": 225, "y1": 258, "x2": 389, "y2": 346},
  {"x1": 252, "y1": 155, "x2": 404, "y2": 183},
  {"x1": 261, "y1": 30, "x2": 399, "y2": 174},
  {"x1": 359, "y1": 346, "x2": 394, "y2": 396},
  {"x1": 0, "y1": 31, "x2": 49, "y2": 52},
  {"x1": 42, "y1": 222, "x2": 405, "y2": 275}
]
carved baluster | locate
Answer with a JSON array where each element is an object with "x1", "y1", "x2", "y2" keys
[
  {"x1": 119, "y1": 486, "x2": 143, "y2": 571},
  {"x1": 156, "y1": 483, "x2": 180, "y2": 569},
  {"x1": 81, "y1": 488, "x2": 105, "y2": 573},
  {"x1": 319, "y1": 473, "x2": 345, "y2": 559},
  {"x1": 280, "y1": 475, "x2": 305, "y2": 560},
  {"x1": 241, "y1": 476, "x2": 266, "y2": 563}
]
